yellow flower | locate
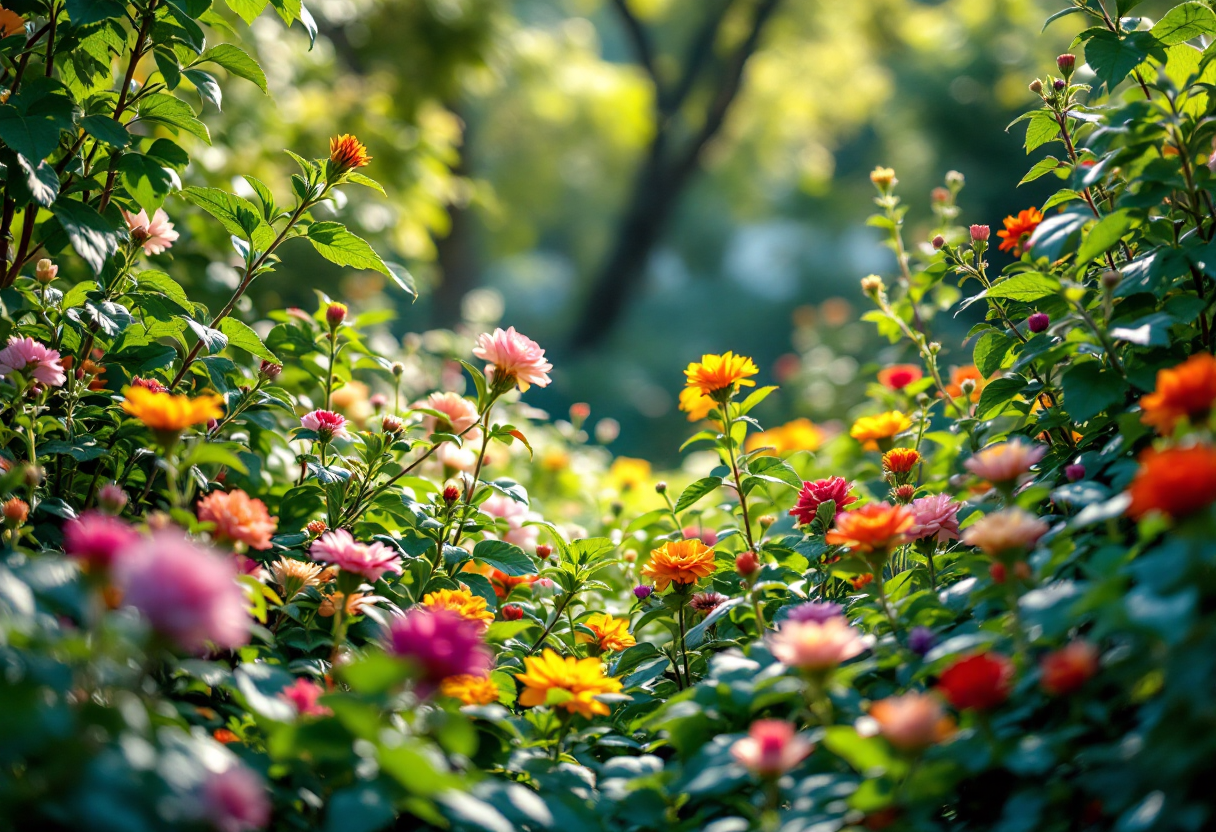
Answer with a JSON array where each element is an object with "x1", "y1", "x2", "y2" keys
[
  {"x1": 850, "y1": 411, "x2": 913, "y2": 451},
  {"x1": 515, "y1": 649, "x2": 623, "y2": 718},
  {"x1": 641, "y1": 539, "x2": 717, "y2": 591},
  {"x1": 577, "y1": 613, "x2": 636, "y2": 653},
  {"x1": 684, "y1": 352, "x2": 759, "y2": 398},
  {"x1": 608, "y1": 457, "x2": 651, "y2": 491},
  {"x1": 422, "y1": 586, "x2": 495, "y2": 629},
  {"x1": 745, "y1": 418, "x2": 823, "y2": 455},
  {"x1": 440, "y1": 674, "x2": 500, "y2": 706},
  {"x1": 121, "y1": 386, "x2": 223, "y2": 435},
  {"x1": 678, "y1": 386, "x2": 717, "y2": 422}
]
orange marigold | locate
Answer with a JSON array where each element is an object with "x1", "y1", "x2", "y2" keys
[
  {"x1": 746, "y1": 418, "x2": 824, "y2": 455},
  {"x1": 577, "y1": 612, "x2": 636, "y2": 653},
  {"x1": 944, "y1": 366, "x2": 986, "y2": 402},
  {"x1": 850, "y1": 411, "x2": 913, "y2": 451},
  {"x1": 996, "y1": 207, "x2": 1043, "y2": 256},
  {"x1": 515, "y1": 649, "x2": 623, "y2": 718},
  {"x1": 679, "y1": 386, "x2": 718, "y2": 421},
  {"x1": 197, "y1": 489, "x2": 278, "y2": 551},
  {"x1": 1126, "y1": 444, "x2": 1216, "y2": 520},
  {"x1": 641, "y1": 539, "x2": 717, "y2": 591},
  {"x1": 684, "y1": 351, "x2": 759, "y2": 398},
  {"x1": 329, "y1": 134, "x2": 371, "y2": 172},
  {"x1": 1139, "y1": 353, "x2": 1216, "y2": 434},
  {"x1": 882, "y1": 447, "x2": 920, "y2": 474},
  {"x1": 0, "y1": 7, "x2": 24, "y2": 38},
  {"x1": 825, "y1": 502, "x2": 915, "y2": 557},
  {"x1": 422, "y1": 586, "x2": 495, "y2": 628},
  {"x1": 440, "y1": 674, "x2": 500, "y2": 706},
  {"x1": 121, "y1": 386, "x2": 223, "y2": 436}
]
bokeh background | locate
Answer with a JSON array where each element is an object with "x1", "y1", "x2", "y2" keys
[{"x1": 165, "y1": 0, "x2": 1171, "y2": 462}]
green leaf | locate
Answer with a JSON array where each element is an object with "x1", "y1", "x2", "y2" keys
[
  {"x1": 974, "y1": 330, "x2": 1013, "y2": 378},
  {"x1": 120, "y1": 154, "x2": 176, "y2": 213},
  {"x1": 1043, "y1": 7, "x2": 1083, "y2": 32},
  {"x1": 52, "y1": 200, "x2": 118, "y2": 274},
  {"x1": 1151, "y1": 2, "x2": 1216, "y2": 46},
  {"x1": 737, "y1": 385, "x2": 778, "y2": 416},
  {"x1": 225, "y1": 0, "x2": 269, "y2": 24},
  {"x1": 138, "y1": 270, "x2": 192, "y2": 309},
  {"x1": 674, "y1": 476, "x2": 723, "y2": 514},
  {"x1": 323, "y1": 785, "x2": 396, "y2": 832},
  {"x1": 180, "y1": 186, "x2": 275, "y2": 249},
  {"x1": 1024, "y1": 111, "x2": 1060, "y2": 153},
  {"x1": 184, "y1": 317, "x2": 228, "y2": 354},
  {"x1": 15, "y1": 156, "x2": 59, "y2": 207},
  {"x1": 65, "y1": 0, "x2": 125, "y2": 25},
  {"x1": 747, "y1": 455, "x2": 802, "y2": 489},
  {"x1": 385, "y1": 262, "x2": 417, "y2": 299},
  {"x1": 346, "y1": 171, "x2": 386, "y2": 195},
  {"x1": 1019, "y1": 156, "x2": 1062, "y2": 185},
  {"x1": 0, "y1": 104, "x2": 62, "y2": 160},
  {"x1": 218, "y1": 317, "x2": 277, "y2": 361},
  {"x1": 135, "y1": 93, "x2": 210, "y2": 144},
  {"x1": 306, "y1": 221, "x2": 391, "y2": 276},
  {"x1": 79, "y1": 114, "x2": 130, "y2": 147},
  {"x1": 975, "y1": 375, "x2": 1028, "y2": 419},
  {"x1": 1084, "y1": 30, "x2": 1162, "y2": 91},
  {"x1": 1076, "y1": 209, "x2": 1133, "y2": 265},
  {"x1": 194, "y1": 43, "x2": 268, "y2": 93},
  {"x1": 987, "y1": 273, "x2": 1060, "y2": 302},
  {"x1": 1062, "y1": 361, "x2": 1126, "y2": 422},
  {"x1": 684, "y1": 596, "x2": 745, "y2": 649},
  {"x1": 471, "y1": 539, "x2": 535, "y2": 577}
]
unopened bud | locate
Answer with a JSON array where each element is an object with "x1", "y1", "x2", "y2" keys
[
  {"x1": 1029, "y1": 79, "x2": 1043, "y2": 95},
  {"x1": 3, "y1": 497, "x2": 29, "y2": 527},
  {"x1": 325, "y1": 302, "x2": 348, "y2": 329},
  {"x1": 1101, "y1": 270, "x2": 1121, "y2": 290},
  {"x1": 610, "y1": 500, "x2": 623, "y2": 517},
  {"x1": 501, "y1": 603, "x2": 524, "y2": 621},
  {"x1": 655, "y1": 481, "x2": 667, "y2": 494},
  {"x1": 306, "y1": 520, "x2": 328, "y2": 536},
  {"x1": 893, "y1": 483, "x2": 917, "y2": 503},
  {"x1": 1053, "y1": 78, "x2": 1066, "y2": 91},
  {"x1": 860, "y1": 275, "x2": 885, "y2": 296},
  {"x1": 443, "y1": 485, "x2": 461, "y2": 504},
  {"x1": 930, "y1": 187, "x2": 950, "y2": 204},
  {"x1": 932, "y1": 234, "x2": 945, "y2": 250},
  {"x1": 736, "y1": 550, "x2": 760, "y2": 578},
  {"x1": 370, "y1": 393, "x2": 387, "y2": 412},
  {"x1": 1027, "y1": 312, "x2": 1050, "y2": 333},
  {"x1": 381, "y1": 415, "x2": 403, "y2": 435},
  {"x1": 945, "y1": 170, "x2": 965, "y2": 188},
  {"x1": 869, "y1": 166, "x2": 897, "y2": 190},
  {"x1": 391, "y1": 362, "x2": 405, "y2": 378},
  {"x1": 758, "y1": 514, "x2": 776, "y2": 529},
  {"x1": 623, "y1": 551, "x2": 636, "y2": 563},
  {"x1": 97, "y1": 483, "x2": 128, "y2": 515},
  {"x1": 259, "y1": 360, "x2": 282, "y2": 381},
  {"x1": 35, "y1": 258, "x2": 58, "y2": 283},
  {"x1": 1057, "y1": 53, "x2": 1076, "y2": 77},
  {"x1": 970, "y1": 224, "x2": 990, "y2": 243},
  {"x1": 536, "y1": 544, "x2": 553, "y2": 560},
  {"x1": 990, "y1": 562, "x2": 1007, "y2": 584},
  {"x1": 570, "y1": 402, "x2": 590, "y2": 422},
  {"x1": 1065, "y1": 462, "x2": 1086, "y2": 482},
  {"x1": 633, "y1": 585, "x2": 653, "y2": 600},
  {"x1": 928, "y1": 341, "x2": 942, "y2": 354},
  {"x1": 960, "y1": 378, "x2": 977, "y2": 396}
]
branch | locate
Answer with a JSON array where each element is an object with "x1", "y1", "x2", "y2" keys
[
  {"x1": 609, "y1": 0, "x2": 661, "y2": 91},
  {"x1": 663, "y1": 0, "x2": 736, "y2": 115}
]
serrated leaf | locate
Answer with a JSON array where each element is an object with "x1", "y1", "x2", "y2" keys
[
  {"x1": 218, "y1": 317, "x2": 277, "y2": 361},
  {"x1": 973, "y1": 330, "x2": 1014, "y2": 377},
  {"x1": 1085, "y1": 30, "x2": 1162, "y2": 91},
  {"x1": 1151, "y1": 2, "x2": 1216, "y2": 46},
  {"x1": 975, "y1": 375, "x2": 1028, "y2": 419},
  {"x1": 307, "y1": 221, "x2": 390, "y2": 276},
  {"x1": 136, "y1": 93, "x2": 210, "y2": 144},
  {"x1": 472, "y1": 539, "x2": 535, "y2": 577},
  {"x1": 1020, "y1": 156, "x2": 1062, "y2": 184},
  {"x1": 1024, "y1": 111, "x2": 1060, "y2": 154},
  {"x1": 1076, "y1": 209, "x2": 1133, "y2": 265},
  {"x1": 194, "y1": 43, "x2": 268, "y2": 93},
  {"x1": 180, "y1": 186, "x2": 275, "y2": 249},
  {"x1": 987, "y1": 273, "x2": 1060, "y2": 302},
  {"x1": 674, "y1": 476, "x2": 723, "y2": 514}
]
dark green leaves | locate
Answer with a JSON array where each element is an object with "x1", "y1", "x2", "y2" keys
[
  {"x1": 80, "y1": 115, "x2": 131, "y2": 147},
  {"x1": 51, "y1": 200, "x2": 118, "y2": 274},
  {"x1": 1084, "y1": 30, "x2": 1164, "y2": 91},
  {"x1": 1062, "y1": 361, "x2": 1127, "y2": 422},
  {"x1": 65, "y1": 0, "x2": 126, "y2": 26},
  {"x1": 674, "y1": 476, "x2": 722, "y2": 513},
  {"x1": 976, "y1": 375, "x2": 1028, "y2": 419},
  {"x1": 471, "y1": 539, "x2": 534, "y2": 576},
  {"x1": 974, "y1": 330, "x2": 1013, "y2": 378},
  {"x1": 193, "y1": 44, "x2": 269, "y2": 93},
  {"x1": 307, "y1": 221, "x2": 391, "y2": 276},
  {"x1": 120, "y1": 154, "x2": 177, "y2": 212},
  {"x1": 136, "y1": 94, "x2": 210, "y2": 144},
  {"x1": 1077, "y1": 210, "x2": 1134, "y2": 266},
  {"x1": 180, "y1": 186, "x2": 275, "y2": 249},
  {"x1": 0, "y1": 104, "x2": 63, "y2": 161}
]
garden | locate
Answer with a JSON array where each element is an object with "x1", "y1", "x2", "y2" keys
[{"x1": 2, "y1": 0, "x2": 1216, "y2": 830}]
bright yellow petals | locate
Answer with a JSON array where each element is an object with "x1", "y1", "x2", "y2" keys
[
  {"x1": 678, "y1": 386, "x2": 717, "y2": 422},
  {"x1": 745, "y1": 418, "x2": 823, "y2": 455},
  {"x1": 684, "y1": 352, "x2": 758, "y2": 398},
  {"x1": 422, "y1": 586, "x2": 495, "y2": 629},
  {"x1": 121, "y1": 386, "x2": 223, "y2": 433},
  {"x1": 608, "y1": 457, "x2": 651, "y2": 492},
  {"x1": 515, "y1": 649, "x2": 623, "y2": 718},
  {"x1": 577, "y1": 613, "x2": 636, "y2": 653},
  {"x1": 440, "y1": 674, "x2": 500, "y2": 706},
  {"x1": 850, "y1": 411, "x2": 913, "y2": 451}
]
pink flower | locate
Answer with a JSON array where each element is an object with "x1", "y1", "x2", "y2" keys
[
  {"x1": 415, "y1": 391, "x2": 481, "y2": 436},
  {"x1": 961, "y1": 508, "x2": 1049, "y2": 557},
  {"x1": 472, "y1": 326, "x2": 553, "y2": 392},
  {"x1": 122, "y1": 207, "x2": 179, "y2": 255},
  {"x1": 200, "y1": 765, "x2": 271, "y2": 832},
  {"x1": 908, "y1": 493, "x2": 960, "y2": 543},
  {"x1": 870, "y1": 692, "x2": 955, "y2": 751},
  {"x1": 682, "y1": 526, "x2": 719, "y2": 547},
  {"x1": 309, "y1": 529, "x2": 401, "y2": 582},
  {"x1": 197, "y1": 489, "x2": 277, "y2": 551},
  {"x1": 279, "y1": 677, "x2": 332, "y2": 717},
  {"x1": 63, "y1": 511, "x2": 140, "y2": 569},
  {"x1": 481, "y1": 494, "x2": 541, "y2": 550},
  {"x1": 0, "y1": 336, "x2": 66, "y2": 387},
  {"x1": 300, "y1": 409, "x2": 348, "y2": 442},
  {"x1": 789, "y1": 477, "x2": 857, "y2": 526},
  {"x1": 768, "y1": 617, "x2": 870, "y2": 672},
  {"x1": 384, "y1": 608, "x2": 492, "y2": 694},
  {"x1": 731, "y1": 720, "x2": 813, "y2": 777},
  {"x1": 964, "y1": 438, "x2": 1047, "y2": 484},
  {"x1": 115, "y1": 533, "x2": 250, "y2": 652}
]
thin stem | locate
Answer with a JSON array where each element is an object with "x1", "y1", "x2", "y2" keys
[
  {"x1": 722, "y1": 402, "x2": 757, "y2": 553},
  {"x1": 677, "y1": 600, "x2": 691, "y2": 691},
  {"x1": 526, "y1": 590, "x2": 575, "y2": 656},
  {"x1": 450, "y1": 407, "x2": 494, "y2": 548}
]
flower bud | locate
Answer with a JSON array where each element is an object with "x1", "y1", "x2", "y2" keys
[
  {"x1": 595, "y1": 418, "x2": 620, "y2": 444},
  {"x1": 35, "y1": 258, "x2": 57, "y2": 283},
  {"x1": 893, "y1": 483, "x2": 917, "y2": 503},
  {"x1": 382, "y1": 414, "x2": 403, "y2": 435},
  {"x1": 97, "y1": 483, "x2": 129, "y2": 515},
  {"x1": 736, "y1": 550, "x2": 760, "y2": 578},
  {"x1": 370, "y1": 393, "x2": 387, "y2": 412},
  {"x1": 1040, "y1": 640, "x2": 1098, "y2": 695},
  {"x1": 1057, "y1": 53, "x2": 1076, "y2": 77},
  {"x1": 860, "y1": 275, "x2": 885, "y2": 296},
  {"x1": 259, "y1": 360, "x2": 282, "y2": 381},
  {"x1": 928, "y1": 341, "x2": 942, "y2": 354},
  {"x1": 1029, "y1": 79, "x2": 1043, "y2": 94},
  {"x1": 1027, "y1": 312, "x2": 1050, "y2": 333},
  {"x1": 960, "y1": 378, "x2": 977, "y2": 396},
  {"x1": 623, "y1": 551, "x2": 636, "y2": 563},
  {"x1": 1064, "y1": 462, "x2": 1085, "y2": 482},
  {"x1": 501, "y1": 603, "x2": 524, "y2": 621},
  {"x1": 869, "y1": 166, "x2": 897, "y2": 190},
  {"x1": 908, "y1": 626, "x2": 936, "y2": 656},
  {"x1": 325, "y1": 302, "x2": 348, "y2": 330},
  {"x1": 989, "y1": 562, "x2": 1007, "y2": 584},
  {"x1": 570, "y1": 402, "x2": 590, "y2": 423},
  {"x1": 633, "y1": 585, "x2": 653, "y2": 600},
  {"x1": 307, "y1": 520, "x2": 328, "y2": 536},
  {"x1": 1053, "y1": 79, "x2": 1066, "y2": 91},
  {"x1": 932, "y1": 234, "x2": 945, "y2": 250},
  {"x1": 945, "y1": 170, "x2": 965, "y2": 188},
  {"x1": 758, "y1": 514, "x2": 776, "y2": 529},
  {"x1": 655, "y1": 481, "x2": 667, "y2": 494},
  {"x1": 930, "y1": 187, "x2": 950, "y2": 204},
  {"x1": 3, "y1": 497, "x2": 29, "y2": 527},
  {"x1": 536, "y1": 544, "x2": 553, "y2": 560},
  {"x1": 1101, "y1": 270, "x2": 1121, "y2": 290},
  {"x1": 970, "y1": 224, "x2": 990, "y2": 242},
  {"x1": 391, "y1": 362, "x2": 405, "y2": 378},
  {"x1": 443, "y1": 485, "x2": 461, "y2": 504}
]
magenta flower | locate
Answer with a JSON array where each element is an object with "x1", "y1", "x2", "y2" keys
[
  {"x1": 200, "y1": 765, "x2": 271, "y2": 832},
  {"x1": 63, "y1": 511, "x2": 140, "y2": 569},
  {"x1": 309, "y1": 529, "x2": 401, "y2": 583},
  {"x1": 472, "y1": 326, "x2": 553, "y2": 392},
  {"x1": 731, "y1": 720, "x2": 813, "y2": 777},
  {"x1": 384, "y1": 608, "x2": 492, "y2": 693},
  {"x1": 789, "y1": 477, "x2": 857, "y2": 526},
  {"x1": 964, "y1": 438, "x2": 1047, "y2": 484},
  {"x1": 908, "y1": 493, "x2": 960, "y2": 543},
  {"x1": 682, "y1": 526, "x2": 719, "y2": 547},
  {"x1": 121, "y1": 207, "x2": 180, "y2": 255},
  {"x1": 279, "y1": 677, "x2": 332, "y2": 718},
  {"x1": 300, "y1": 409, "x2": 348, "y2": 442},
  {"x1": 0, "y1": 336, "x2": 66, "y2": 387},
  {"x1": 115, "y1": 533, "x2": 250, "y2": 653}
]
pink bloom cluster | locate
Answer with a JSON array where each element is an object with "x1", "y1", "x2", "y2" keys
[
  {"x1": 309, "y1": 529, "x2": 401, "y2": 582},
  {"x1": 789, "y1": 477, "x2": 857, "y2": 526},
  {"x1": 122, "y1": 208, "x2": 179, "y2": 255},
  {"x1": 0, "y1": 336, "x2": 66, "y2": 387},
  {"x1": 730, "y1": 720, "x2": 813, "y2": 777},
  {"x1": 964, "y1": 438, "x2": 1047, "y2": 484},
  {"x1": 384, "y1": 608, "x2": 492, "y2": 693},
  {"x1": 908, "y1": 493, "x2": 961, "y2": 543},
  {"x1": 472, "y1": 326, "x2": 552, "y2": 392},
  {"x1": 63, "y1": 511, "x2": 140, "y2": 569},
  {"x1": 279, "y1": 677, "x2": 332, "y2": 718},
  {"x1": 300, "y1": 410, "x2": 349, "y2": 442},
  {"x1": 768, "y1": 617, "x2": 870, "y2": 672}
]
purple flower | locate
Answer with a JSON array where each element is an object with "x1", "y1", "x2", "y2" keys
[
  {"x1": 63, "y1": 511, "x2": 140, "y2": 569},
  {"x1": 1065, "y1": 463, "x2": 1086, "y2": 482},
  {"x1": 1027, "y1": 312, "x2": 1050, "y2": 334},
  {"x1": 384, "y1": 608, "x2": 491, "y2": 693},
  {"x1": 200, "y1": 765, "x2": 271, "y2": 832},
  {"x1": 633, "y1": 585, "x2": 653, "y2": 600},
  {"x1": 908, "y1": 626, "x2": 936, "y2": 656},
  {"x1": 785, "y1": 601, "x2": 843, "y2": 624}
]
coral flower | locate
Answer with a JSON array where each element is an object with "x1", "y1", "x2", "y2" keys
[
  {"x1": 641, "y1": 539, "x2": 717, "y2": 591},
  {"x1": 996, "y1": 207, "x2": 1043, "y2": 256},
  {"x1": 690, "y1": 591, "x2": 726, "y2": 614},
  {"x1": 678, "y1": 386, "x2": 717, "y2": 421},
  {"x1": 1126, "y1": 444, "x2": 1216, "y2": 519},
  {"x1": 1040, "y1": 640, "x2": 1099, "y2": 696},
  {"x1": 877, "y1": 364, "x2": 923, "y2": 390},
  {"x1": 825, "y1": 503, "x2": 915, "y2": 556},
  {"x1": 385, "y1": 608, "x2": 492, "y2": 693},
  {"x1": 0, "y1": 7, "x2": 25, "y2": 37},
  {"x1": 515, "y1": 649, "x2": 623, "y2": 718},
  {"x1": 279, "y1": 677, "x2": 332, "y2": 717},
  {"x1": 683, "y1": 351, "x2": 759, "y2": 398},
  {"x1": 964, "y1": 438, "x2": 1047, "y2": 484},
  {"x1": 480, "y1": 493, "x2": 541, "y2": 549},
  {"x1": 731, "y1": 720, "x2": 813, "y2": 777},
  {"x1": 577, "y1": 612, "x2": 636, "y2": 653},
  {"x1": 0, "y1": 336, "x2": 66, "y2": 387},
  {"x1": 122, "y1": 387, "x2": 223, "y2": 436},
  {"x1": 270, "y1": 557, "x2": 326, "y2": 600},
  {"x1": 908, "y1": 494, "x2": 960, "y2": 543},
  {"x1": 746, "y1": 418, "x2": 824, "y2": 454},
  {"x1": 769, "y1": 617, "x2": 870, "y2": 672},
  {"x1": 200, "y1": 765, "x2": 271, "y2": 832},
  {"x1": 63, "y1": 511, "x2": 140, "y2": 569},
  {"x1": 440, "y1": 674, "x2": 500, "y2": 706},
  {"x1": 329, "y1": 133, "x2": 371, "y2": 171},
  {"x1": 850, "y1": 411, "x2": 913, "y2": 450},
  {"x1": 937, "y1": 652, "x2": 1013, "y2": 711},
  {"x1": 472, "y1": 326, "x2": 552, "y2": 392},
  {"x1": 422, "y1": 586, "x2": 495, "y2": 629},
  {"x1": 309, "y1": 529, "x2": 402, "y2": 583},
  {"x1": 944, "y1": 365, "x2": 986, "y2": 402},
  {"x1": 607, "y1": 456, "x2": 651, "y2": 491},
  {"x1": 962, "y1": 508, "x2": 1049, "y2": 557},
  {"x1": 1139, "y1": 353, "x2": 1216, "y2": 434},
  {"x1": 121, "y1": 208, "x2": 179, "y2": 255},
  {"x1": 415, "y1": 391, "x2": 481, "y2": 439},
  {"x1": 300, "y1": 409, "x2": 348, "y2": 442},
  {"x1": 882, "y1": 447, "x2": 920, "y2": 474},
  {"x1": 197, "y1": 489, "x2": 277, "y2": 551},
  {"x1": 789, "y1": 477, "x2": 857, "y2": 526},
  {"x1": 870, "y1": 693, "x2": 956, "y2": 751}
]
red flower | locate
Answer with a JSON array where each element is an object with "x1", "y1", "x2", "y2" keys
[
  {"x1": 937, "y1": 652, "x2": 1013, "y2": 711},
  {"x1": 1040, "y1": 641, "x2": 1099, "y2": 696},
  {"x1": 996, "y1": 208, "x2": 1043, "y2": 256},
  {"x1": 877, "y1": 364, "x2": 923, "y2": 391},
  {"x1": 789, "y1": 477, "x2": 857, "y2": 526}
]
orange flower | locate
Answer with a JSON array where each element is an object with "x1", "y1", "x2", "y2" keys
[
  {"x1": 577, "y1": 612, "x2": 636, "y2": 653},
  {"x1": 825, "y1": 502, "x2": 915, "y2": 557},
  {"x1": 422, "y1": 586, "x2": 495, "y2": 628},
  {"x1": 0, "y1": 7, "x2": 25, "y2": 38},
  {"x1": 684, "y1": 351, "x2": 759, "y2": 398},
  {"x1": 463, "y1": 562, "x2": 538, "y2": 599},
  {"x1": 1139, "y1": 353, "x2": 1216, "y2": 434},
  {"x1": 121, "y1": 386, "x2": 223, "y2": 435},
  {"x1": 882, "y1": 448, "x2": 920, "y2": 474},
  {"x1": 641, "y1": 539, "x2": 717, "y2": 591},
  {"x1": 197, "y1": 489, "x2": 278, "y2": 551},
  {"x1": 679, "y1": 386, "x2": 718, "y2": 421},
  {"x1": 870, "y1": 693, "x2": 956, "y2": 751},
  {"x1": 996, "y1": 207, "x2": 1043, "y2": 256},
  {"x1": 850, "y1": 411, "x2": 913, "y2": 451},
  {"x1": 1127, "y1": 444, "x2": 1216, "y2": 520},
  {"x1": 944, "y1": 366, "x2": 986, "y2": 402},
  {"x1": 746, "y1": 418, "x2": 824, "y2": 455},
  {"x1": 515, "y1": 649, "x2": 622, "y2": 718},
  {"x1": 877, "y1": 364, "x2": 923, "y2": 391},
  {"x1": 440, "y1": 674, "x2": 500, "y2": 705},
  {"x1": 329, "y1": 134, "x2": 371, "y2": 172}
]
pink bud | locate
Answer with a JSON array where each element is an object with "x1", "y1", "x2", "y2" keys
[{"x1": 970, "y1": 225, "x2": 990, "y2": 243}]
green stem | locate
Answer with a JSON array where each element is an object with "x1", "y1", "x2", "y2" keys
[
  {"x1": 678, "y1": 599, "x2": 691, "y2": 690},
  {"x1": 450, "y1": 406, "x2": 494, "y2": 548}
]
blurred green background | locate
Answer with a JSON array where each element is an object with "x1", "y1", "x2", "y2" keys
[{"x1": 164, "y1": 0, "x2": 1172, "y2": 462}]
